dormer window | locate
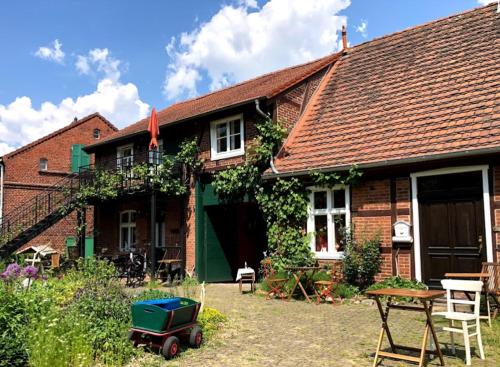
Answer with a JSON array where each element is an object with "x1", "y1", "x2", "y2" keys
[
  {"x1": 93, "y1": 128, "x2": 101, "y2": 139},
  {"x1": 39, "y1": 158, "x2": 48, "y2": 171},
  {"x1": 210, "y1": 114, "x2": 244, "y2": 160}
]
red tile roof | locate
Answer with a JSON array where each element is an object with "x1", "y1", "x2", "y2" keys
[
  {"x1": 89, "y1": 53, "x2": 339, "y2": 148},
  {"x1": 272, "y1": 4, "x2": 500, "y2": 175},
  {"x1": 2, "y1": 113, "x2": 117, "y2": 160}
]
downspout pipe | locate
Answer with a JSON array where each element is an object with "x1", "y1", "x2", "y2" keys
[
  {"x1": 0, "y1": 158, "x2": 4, "y2": 226},
  {"x1": 254, "y1": 99, "x2": 279, "y2": 174}
]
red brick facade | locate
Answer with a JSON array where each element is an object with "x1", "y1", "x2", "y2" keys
[
  {"x1": 90, "y1": 69, "x2": 329, "y2": 271},
  {"x1": 1, "y1": 114, "x2": 117, "y2": 253}
]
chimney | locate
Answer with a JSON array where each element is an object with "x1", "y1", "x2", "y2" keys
[
  {"x1": 342, "y1": 25, "x2": 348, "y2": 53},
  {"x1": 73, "y1": 117, "x2": 78, "y2": 124}
]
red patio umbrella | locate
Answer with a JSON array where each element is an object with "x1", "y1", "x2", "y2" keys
[{"x1": 148, "y1": 107, "x2": 160, "y2": 150}]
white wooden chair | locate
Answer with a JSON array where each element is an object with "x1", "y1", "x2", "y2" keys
[{"x1": 432, "y1": 279, "x2": 485, "y2": 366}]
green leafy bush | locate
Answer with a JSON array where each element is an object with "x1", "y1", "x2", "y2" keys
[
  {"x1": 366, "y1": 276, "x2": 427, "y2": 302},
  {"x1": 0, "y1": 287, "x2": 28, "y2": 367},
  {"x1": 342, "y1": 228, "x2": 382, "y2": 290},
  {"x1": 197, "y1": 307, "x2": 228, "y2": 339},
  {"x1": 132, "y1": 289, "x2": 174, "y2": 302}
]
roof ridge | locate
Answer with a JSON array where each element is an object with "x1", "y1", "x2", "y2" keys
[
  {"x1": 161, "y1": 53, "x2": 338, "y2": 112},
  {"x1": 2, "y1": 113, "x2": 117, "y2": 159},
  {"x1": 347, "y1": 2, "x2": 496, "y2": 53}
]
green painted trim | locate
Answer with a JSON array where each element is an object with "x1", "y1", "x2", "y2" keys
[
  {"x1": 195, "y1": 180, "x2": 205, "y2": 281},
  {"x1": 84, "y1": 237, "x2": 94, "y2": 258}
]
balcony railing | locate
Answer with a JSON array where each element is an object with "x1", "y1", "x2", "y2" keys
[{"x1": 79, "y1": 150, "x2": 185, "y2": 195}]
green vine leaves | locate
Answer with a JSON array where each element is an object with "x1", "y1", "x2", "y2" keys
[{"x1": 212, "y1": 116, "x2": 363, "y2": 269}]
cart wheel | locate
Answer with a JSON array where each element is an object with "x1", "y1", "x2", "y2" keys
[
  {"x1": 127, "y1": 330, "x2": 139, "y2": 347},
  {"x1": 162, "y1": 336, "x2": 180, "y2": 359},
  {"x1": 189, "y1": 326, "x2": 203, "y2": 348}
]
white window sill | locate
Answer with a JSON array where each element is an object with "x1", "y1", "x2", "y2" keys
[
  {"x1": 314, "y1": 252, "x2": 345, "y2": 260},
  {"x1": 211, "y1": 149, "x2": 244, "y2": 161}
]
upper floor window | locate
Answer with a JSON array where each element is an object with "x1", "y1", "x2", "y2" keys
[
  {"x1": 307, "y1": 186, "x2": 350, "y2": 259},
  {"x1": 117, "y1": 144, "x2": 133, "y2": 169},
  {"x1": 39, "y1": 158, "x2": 48, "y2": 171},
  {"x1": 93, "y1": 128, "x2": 101, "y2": 139},
  {"x1": 210, "y1": 114, "x2": 244, "y2": 160}
]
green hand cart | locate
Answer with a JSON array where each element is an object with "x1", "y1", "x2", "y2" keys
[{"x1": 129, "y1": 297, "x2": 202, "y2": 359}]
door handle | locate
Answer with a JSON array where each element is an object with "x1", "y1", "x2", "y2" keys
[{"x1": 478, "y1": 235, "x2": 483, "y2": 254}]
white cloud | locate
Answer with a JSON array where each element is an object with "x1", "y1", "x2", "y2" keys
[
  {"x1": 477, "y1": 0, "x2": 497, "y2": 5},
  {"x1": 356, "y1": 20, "x2": 368, "y2": 38},
  {"x1": 0, "y1": 49, "x2": 149, "y2": 152},
  {"x1": 163, "y1": 0, "x2": 350, "y2": 100},
  {"x1": 35, "y1": 39, "x2": 65, "y2": 63},
  {"x1": 0, "y1": 142, "x2": 16, "y2": 155},
  {"x1": 75, "y1": 48, "x2": 121, "y2": 82}
]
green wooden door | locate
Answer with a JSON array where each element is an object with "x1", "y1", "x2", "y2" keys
[
  {"x1": 203, "y1": 210, "x2": 232, "y2": 282},
  {"x1": 71, "y1": 144, "x2": 90, "y2": 172},
  {"x1": 195, "y1": 182, "x2": 233, "y2": 282}
]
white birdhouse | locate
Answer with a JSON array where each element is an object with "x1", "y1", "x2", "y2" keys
[{"x1": 392, "y1": 221, "x2": 413, "y2": 243}]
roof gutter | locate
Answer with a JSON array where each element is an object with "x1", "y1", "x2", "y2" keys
[
  {"x1": 254, "y1": 99, "x2": 279, "y2": 174},
  {"x1": 263, "y1": 146, "x2": 500, "y2": 179}
]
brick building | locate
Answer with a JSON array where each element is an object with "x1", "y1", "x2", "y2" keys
[
  {"x1": 0, "y1": 113, "x2": 117, "y2": 254},
  {"x1": 271, "y1": 4, "x2": 500, "y2": 286},
  {"x1": 4, "y1": 3, "x2": 495, "y2": 286},
  {"x1": 85, "y1": 53, "x2": 337, "y2": 281}
]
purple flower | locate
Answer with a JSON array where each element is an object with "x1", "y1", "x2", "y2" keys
[
  {"x1": 22, "y1": 265, "x2": 38, "y2": 279},
  {"x1": 1, "y1": 263, "x2": 21, "y2": 280}
]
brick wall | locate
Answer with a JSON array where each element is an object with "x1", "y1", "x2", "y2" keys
[
  {"x1": 276, "y1": 68, "x2": 326, "y2": 131},
  {"x1": 351, "y1": 178, "x2": 393, "y2": 279},
  {"x1": 1, "y1": 115, "x2": 116, "y2": 254}
]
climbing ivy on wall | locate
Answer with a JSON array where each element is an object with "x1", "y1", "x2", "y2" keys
[{"x1": 212, "y1": 117, "x2": 362, "y2": 269}]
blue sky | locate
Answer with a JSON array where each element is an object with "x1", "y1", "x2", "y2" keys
[{"x1": 0, "y1": 0, "x2": 494, "y2": 154}]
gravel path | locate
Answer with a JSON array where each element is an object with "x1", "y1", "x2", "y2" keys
[{"x1": 134, "y1": 283, "x2": 500, "y2": 367}]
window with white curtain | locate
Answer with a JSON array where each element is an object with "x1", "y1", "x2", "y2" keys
[{"x1": 307, "y1": 186, "x2": 350, "y2": 259}]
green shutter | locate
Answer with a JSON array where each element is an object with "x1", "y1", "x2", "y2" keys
[{"x1": 71, "y1": 144, "x2": 90, "y2": 173}]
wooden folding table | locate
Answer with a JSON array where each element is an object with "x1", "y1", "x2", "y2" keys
[
  {"x1": 285, "y1": 266, "x2": 320, "y2": 302},
  {"x1": 367, "y1": 288, "x2": 445, "y2": 367}
]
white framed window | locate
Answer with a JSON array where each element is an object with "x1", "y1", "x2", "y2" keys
[
  {"x1": 149, "y1": 139, "x2": 164, "y2": 165},
  {"x1": 210, "y1": 114, "x2": 244, "y2": 160},
  {"x1": 307, "y1": 185, "x2": 350, "y2": 259},
  {"x1": 117, "y1": 144, "x2": 134, "y2": 170},
  {"x1": 93, "y1": 128, "x2": 101, "y2": 140},
  {"x1": 155, "y1": 221, "x2": 166, "y2": 248},
  {"x1": 119, "y1": 210, "x2": 136, "y2": 252},
  {"x1": 39, "y1": 158, "x2": 48, "y2": 171}
]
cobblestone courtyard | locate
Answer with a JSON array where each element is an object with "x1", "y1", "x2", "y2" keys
[{"x1": 136, "y1": 284, "x2": 500, "y2": 367}]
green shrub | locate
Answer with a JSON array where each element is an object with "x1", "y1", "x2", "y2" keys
[
  {"x1": 0, "y1": 286, "x2": 28, "y2": 367},
  {"x1": 334, "y1": 283, "x2": 360, "y2": 299},
  {"x1": 342, "y1": 228, "x2": 382, "y2": 290},
  {"x1": 197, "y1": 307, "x2": 228, "y2": 340},
  {"x1": 366, "y1": 276, "x2": 427, "y2": 302},
  {"x1": 132, "y1": 289, "x2": 174, "y2": 302}
]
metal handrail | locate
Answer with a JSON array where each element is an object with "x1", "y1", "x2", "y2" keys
[{"x1": 0, "y1": 150, "x2": 185, "y2": 249}]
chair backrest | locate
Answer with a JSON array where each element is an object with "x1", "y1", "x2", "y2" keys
[
  {"x1": 481, "y1": 262, "x2": 500, "y2": 294},
  {"x1": 441, "y1": 279, "x2": 483, "y2": 316},
  {"x1": 330, "y1": 262, "x2": 344, "y2": 283}
]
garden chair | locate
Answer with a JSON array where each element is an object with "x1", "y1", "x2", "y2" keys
[
  {"x1": 481, "y1": 262, "x2": 500, "y2": 326},
  {"x1": 261, "y1": 258, "x2": 288, "y2": 300},
  {"x1": 314, "y1": 262, "x2": 343, "y2": 305},
  {"x1": 432, "y1": 279, "x2": 485, "y2": 366}
]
